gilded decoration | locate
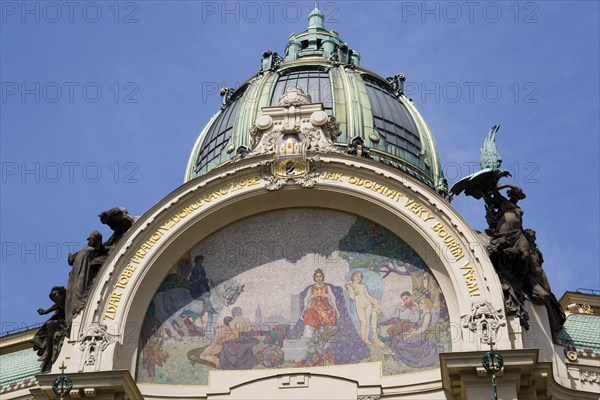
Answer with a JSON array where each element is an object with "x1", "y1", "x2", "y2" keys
[
  {"x1": 136, "y1": 209, "x2": 451, "y2": 385},
  {"x1": 246, "y1": 88, "x2": 341, "y2": 190}
]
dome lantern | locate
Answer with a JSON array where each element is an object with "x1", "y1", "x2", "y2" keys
[{"x1": 307, "y1": 3, "x2": 325, "y2": 29}]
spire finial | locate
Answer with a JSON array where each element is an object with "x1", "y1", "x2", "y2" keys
[{"x1": 308, "y1": 2, "x2": 325, "y2": 29}]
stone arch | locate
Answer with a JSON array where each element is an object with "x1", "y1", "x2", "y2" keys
[{"x1": 60, "y1": 154, "x2": 508, "y2": 393}]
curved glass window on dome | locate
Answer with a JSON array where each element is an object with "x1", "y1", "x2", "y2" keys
[
  {"x1": 363, "y1": 75, "x2": 422, "y2": 157},
  {"x1": 194, "y1": 87, "x2": 246, "y2": 172},
  {"x1": 270, "y1": 67, "x2": 333, "y2": 114}
]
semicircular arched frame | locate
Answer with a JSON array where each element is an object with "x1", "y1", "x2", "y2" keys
[
  {"x1": 138, "y1": 208, "x2": 452, "y2": 384},
  {"x1": 56, "y1": 153, "x2": 509, "y2": 396}
]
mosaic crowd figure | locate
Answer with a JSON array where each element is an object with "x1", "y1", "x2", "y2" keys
[
  {"x1": 190, "y1": 255, "x2": 214, "y2": 318},
  {"x1": 140, "y1": 301, "x2": 169, "y2": 378},
  {"x1": 391, "y1": 297, "x2": 442, "y2": 368},
  {"x1": 220, "y1": 307, "x2": 259, "y2": 370},
  {"x1": 199, "y1": 316, "x2": 236, "y2": 369},
  {"x1": 385, "y1": 291, "x2": 420, "y2": 339}
]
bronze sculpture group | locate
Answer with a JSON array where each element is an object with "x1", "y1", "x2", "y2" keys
[
  {"x1": 33, "y1": 208, "x2": 134, "y2": 372},
  {"x1": 451, "y1": 125, "x2": 565, "y2": 341}
]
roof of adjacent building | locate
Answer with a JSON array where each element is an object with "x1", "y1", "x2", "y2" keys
[
  {"x1": 557, "y1": 291, "x2": 600, "y2": 359},
  {"x1": 0, "y1": 347, "x2": 40, "y2": 394}
]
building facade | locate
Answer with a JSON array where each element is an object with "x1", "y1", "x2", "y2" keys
[{"x1": 1, "y1": 7, "x2": 599, "y2": 400}]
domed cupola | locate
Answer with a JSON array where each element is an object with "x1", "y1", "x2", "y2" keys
[{"x1": 185, "y1": 5, "x2": 447, "y2": 195}]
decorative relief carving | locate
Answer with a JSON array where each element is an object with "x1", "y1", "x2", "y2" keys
[
  {"x1": 78, "y1": 323, "x2": 116, "y2": 371},
  {"x1": 220, "y1": 87, "x2": 235, "y2": 106},
  {"x1": 462, "y1": 301, "x2": 506, "y2": 344},
  {"x1": 321, "y1": 116, "x2": 341, "y2": 141},
  {"x1": 292, "y1": 158, "x2": 321, "y2": 189},
  {"x1": 249, "y1": 115, "x2": 273, "y2": 148},
  {"x1": 302, "y1": 114, "x2": 341, "y2": 153},
  {"x1": 245, "y1": 88, "x2": 340, "y2": 191},
  {"x1": 260, "y1": 165, "x2": 287, "y2": 191},
  {"x1": 566, "y1": 302, "x2": 595, "y2": 315},
  {"x1": 581, "y1": 370, "x2": 600, "y2": 384},
  {"x1": 580, "y1": 303, "x2": 594, "y2": 314},
  {"x1": 278, "y1": 86, "x2": 312, "y2": 107},
  {"x1": 248, "y1": 124, "x2": 260, "y2": 148},
  {"x1": 249, "y1": 129, "x2": 278, "y2": 157},
  {"x1": 260, "y1": 50, "x2": 284, "y2": 73},
  {"x1": 248, "y1": 88, "x2": 342, "y2": 158},
  {"x1": 260, "y1": 157, "x2": 321, "y2": 191}
]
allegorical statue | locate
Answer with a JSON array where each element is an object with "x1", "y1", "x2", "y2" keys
[
  {"x1": 65, "y1": 230, "x2": 106, "y2": 324},
  {"x1": 523, "y1": 229, "x2": 566, "y2": 340},
  {"x1": 450, "y1": 125, "x2": 565, "y2": 342},
  {"x1": 32, "y1": 286, "x2": 67, "y2": 372},
  {"x1": 36, "y1": 207, "x2": 135, "y2": 372},
  {"x1": 99, "y1": 207, "x2": 135, "y2": 249},
  {"x1": 65, "y1": 208, "x2": 135, "y2": 324},
  {"x1": 450, "y1": 124, "x2": 510, "y2": 201}
]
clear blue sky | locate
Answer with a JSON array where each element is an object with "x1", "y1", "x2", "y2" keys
[{"x1": 1, "y1": 1, "x2": 598, "y2": 332}]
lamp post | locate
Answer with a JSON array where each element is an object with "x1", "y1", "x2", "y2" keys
[
  {"x1": 481, "y1": 337, "x2": 504, "y2": 400},
  {"x1": 52, "y1": 361, "x2": 73, "y2": 400}
]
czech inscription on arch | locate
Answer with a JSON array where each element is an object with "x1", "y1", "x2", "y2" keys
[
  {"x1": 101, "y1": 169, "x2": 481, "y2": 324},
  {"x1": 321, "y1": 170, "x2": 481, "y2": 297}
]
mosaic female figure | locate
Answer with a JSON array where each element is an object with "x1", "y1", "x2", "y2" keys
[{"x1": 345, "y1": 271, "x2": 382, "y2": 345}]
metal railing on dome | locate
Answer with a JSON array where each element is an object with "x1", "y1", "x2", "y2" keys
[{"x1": 575, "y1": 288, "x2": 600, "y2": 295}]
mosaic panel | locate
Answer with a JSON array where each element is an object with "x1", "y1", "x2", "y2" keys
[{"x1": 137, "y1": 209, "x2": 451, "y2": 384}]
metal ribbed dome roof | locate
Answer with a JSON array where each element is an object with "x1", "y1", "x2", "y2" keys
[{"x1": 185, "y1": 6, "x2": 447, "y2": 194}]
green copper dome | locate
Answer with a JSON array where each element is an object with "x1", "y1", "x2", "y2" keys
[{"x1": 185, "y1": 6, "x2": 447, "y2": 194}]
